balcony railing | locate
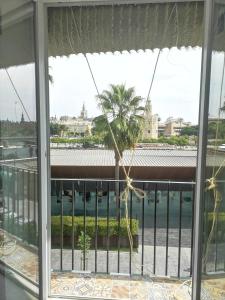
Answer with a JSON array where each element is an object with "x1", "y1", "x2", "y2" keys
[
  {"x1": 51, "y1": 178, "x2": 195, "y2": 278},
  {"x1": 0, "y1": 164, "x2": 224, "y2": 281}
]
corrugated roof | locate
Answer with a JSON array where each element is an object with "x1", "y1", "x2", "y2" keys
[
  {"x1": 50, "y1": 149, "x2": 197, "y2": 167},
  {"x1": 48, "y1": 2, "x2": 204, "y2": 57}
]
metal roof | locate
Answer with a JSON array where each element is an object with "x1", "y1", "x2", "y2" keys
[
  {"x1": 48, "y1": 2, "x2": 204, "y2": 57},
  {"x1": 50, "y1": 149, "x2": 197, "y2": 167},
  {"x1": 0, "y1": 1, "x2": 205, "y2": 69}
]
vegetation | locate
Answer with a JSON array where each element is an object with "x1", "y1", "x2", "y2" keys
[
  {"x1": 180, "y1": 125, "x2": 198, "y2": 136},
  {"x1": 208, "y1": 120, "x2": 225, "y2": 140},
  {"x1": 51, "y1": 216, "x2": 139, "y2": 238},
  {"x1": 93, "y1": 84, "x2": 144, "y2": 180},
  {"x1": 50, "y1": 123, "x2": 68, "y2": 136},
  {"x1": 0, "y1": 120, "x2": 37, "y2": 138},
  {"x1": 78, "y1": 231, "x2": 91, "y2": 256},
  {"x1": 50, "y1": 136, "x2": 103, "y2": 146},
  {"x1": 141, "y1": 135, "x2": 189, "y2": 146},
  {"x1": 51, "y1": 135, "x2": 191, "y2": 147}
]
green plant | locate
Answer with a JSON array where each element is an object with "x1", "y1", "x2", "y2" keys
[
  {"x1": 77, "y1": 231, "x2": 91, "y2": 256},
  {"x1": 51, "y1": 216, "x2": 139, "y2": 239}
]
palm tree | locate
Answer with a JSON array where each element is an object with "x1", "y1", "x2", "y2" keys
[{"x1": 93, "y1": 84, "x2": 144, "y2": 181}]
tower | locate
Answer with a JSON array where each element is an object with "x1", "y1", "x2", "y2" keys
[
  {"x1": 80, "y1": 103, "x2": 87, "y2": 119},
  {"x1": 20, "y1": 112, "x2": 25, "y2": 123},
  {"x1": 142, "y1": 98, "x2": 158, "y2": 139}
]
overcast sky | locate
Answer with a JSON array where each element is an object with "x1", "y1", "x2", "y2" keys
[
  {"x1": 0, "y1": 47, "x2": 204, "y2": 124},
  {"x1": 49, "y1": 47, "x2": 202, "y2": 124}
]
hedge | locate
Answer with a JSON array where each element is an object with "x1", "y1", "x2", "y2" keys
[{"x1": 51, "y1": 216, "x2": 139, "y2": 238}]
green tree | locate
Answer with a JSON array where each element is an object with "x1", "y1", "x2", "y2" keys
[
  {"x1": 180, "y1": 125, "x2": 198, "y2": 136},
  {"x1": 93, "y1": 84, "x2": 144, "y2": 181},
  {"x1": 50, "y1": 123, "x2": 68, "y2": 136}
]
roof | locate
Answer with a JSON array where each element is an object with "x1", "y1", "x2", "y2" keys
[
  {"x1": 1, "y1": 1, "x2": 205, "y2": 68},
  {"x1": 48, "y1": 2, "x2": 204, "y2": 57},
  {"x1": 50, "y1": 149, "x2": 197, "y2": 167}
]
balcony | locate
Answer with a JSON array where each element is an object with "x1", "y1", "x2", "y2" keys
[{"x1": 1, "y1": 164, "x2": 225, "y2": 299}]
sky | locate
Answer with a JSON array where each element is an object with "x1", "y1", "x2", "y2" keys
[
  {"x1": 0, "y1": 47, "x2": 204, "y2": 124},
  {"x1": 0, "y1": 64, "x2": 37, "y2": 122},
  {"x1": 49, "y1": 47, "x2": 202, "y2": 124}
]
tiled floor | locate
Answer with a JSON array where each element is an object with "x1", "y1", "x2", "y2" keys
[
  {"x1": 0, "y1": 233, "x2": 225, "y2": 299},
  {"x1": 51, "y1": 272, "x2": 180, "y2": 299}
]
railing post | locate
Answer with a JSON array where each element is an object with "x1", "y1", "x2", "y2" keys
[
  {"x1": 165, "y1": 182, "x2": 170, "y2": 276},
  {"x1": 72, "y1": 181, "x2": 75, "y2": 270},
  {"x1": 153, "y1": 183, "x2": 157, "y2": 275},
  {"x1": 106, "y1": 181, "x2": 110, "y2": 274}
]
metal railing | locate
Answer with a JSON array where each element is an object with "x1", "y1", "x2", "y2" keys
[
  {"x1": 1, "y1": 163, "x2": 225, "y2": 279},
  {"x1": 51, "y1": 178, "x2": 196, "y2": 278},
  {"x1": 0, "y1": 164, "x2": 38, "y2": 245}
]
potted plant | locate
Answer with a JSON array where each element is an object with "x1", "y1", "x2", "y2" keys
[{"x1": 78, "y1": 231, "x2": 91, "y2": 270}]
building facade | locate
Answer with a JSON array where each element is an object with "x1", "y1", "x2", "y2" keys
[
  {"x1": 51, "y1": 104, "x2": 93, "y2": 136},
  {"x1": 159, "y1": 117, "x2": 191, "y2": 137}
]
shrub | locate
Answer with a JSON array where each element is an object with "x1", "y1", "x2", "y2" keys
[{"x1": 51, "y1": 216, "x2": 139, "y2": 238}]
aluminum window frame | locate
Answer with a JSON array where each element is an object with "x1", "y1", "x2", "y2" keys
[
  {"x1": 191, "y1": 0, "x2": 214, "y2": 299},
  {"x1": 34, "y1": 0, "x2": 214, "y2": 299}
]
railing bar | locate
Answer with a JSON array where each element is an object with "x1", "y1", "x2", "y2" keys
[
  {"x1": 33, "y1": 171, "x2": 36, "y2": 236},
  {"x1": 153, "y1": 183, "x2": 157, "y2": 275},
  {"x1": 106, "y1": 182, "x2": 110, "y2": 274},
  {"x1": 224, "y1": 235, "x2": 225, "y2": 272},
  {"x1": 22, "y1": 170, "x2": 25, "y2": 241},
  {"x1": 51, "y1": 178, "x2": 196, "y2": 185},
  {"x1": 60, "y1": 180, "x2": 63, "y2": 271},
  {"x1": 178, "y1": 190, "x2": 182, "y2": 278},
  {"x1": 72, "y1": 181, "x2": 75, "y2": 270},
  {"x1": 83, "y1": 181, "x2": 86, "y2": 271},
  {"x1": 203, "y1": 188, "x2": 209, "y2": 274},
  {"x1": 95, "y1": 181, "x2": 98, "y2": 273},
  {"x1": 165, "y1": 183, "x2": 170, "y2": 276},
  {"x1": 1, "y1": 166, "x2": 5, "y2": 229},
  {"x1": 129, "y1": 189, "x2": 133, "y2": 275},
  {"x1": 7, "y1": 167, "x2": 10, "y2": 231},
  {"x1": 117, "y1": 181, "x2": 121, "y2": 274},
  {"x1": 215, "y1": 210, "x2": 218, "y2": 272},
  {"x1": 141, "y1": 182, "x2": 145, "y2": 276},
  {"x1": 27, "y1": 170, "x2": 31, "y2": 241},
  {"x1": 12, "y1": 167, "x2": 15, "y2": 233},
  {"x1": 190, "y1": 184, "x2": 195, "y2": 276},
  {"x1": 16, "y1": 169, "x2": 19, "y2": 237}
]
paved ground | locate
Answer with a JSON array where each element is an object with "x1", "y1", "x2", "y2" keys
[
  {"x1": 51, "y1": 246, "x2": 191, "y2": 278},
  {"x1": 142, "y1": 228, "x2": 192, "y2": 247}
]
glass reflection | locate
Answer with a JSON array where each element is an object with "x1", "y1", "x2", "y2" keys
[
  {"x1": 0, "y1": 1, "x2": 39, "y2": 298},
  {"x1": 201, "y1": 2, "x2": 225, "y2": 299}
]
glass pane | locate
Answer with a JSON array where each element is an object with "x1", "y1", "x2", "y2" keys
[
  {"x1": 201, "y1": 2, "x2": 225, "y2": 299},
  {"x1": 48, "y1": 2, "x2": 203, "y2": 299},
  {"x1": 0, "y1": 1, "x2": 39, "y2": 299}
]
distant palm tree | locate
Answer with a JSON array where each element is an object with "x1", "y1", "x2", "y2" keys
[{"x1": 93, "y1": 84, "x2": 144, "y2": 181}]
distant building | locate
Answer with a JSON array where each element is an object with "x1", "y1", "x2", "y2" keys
[
  {"x1": 51, "y1": 103, "x2": 93, "y2": 136},
  {"x1": 142, "y1": 99, "x2": 158, "y2": 139},
  {"x1": 80, "y1": 103, "x2": 87, "y2": 119},
  {"x1": 159, "y1": 117, "x2": 191, "y2": 137}
]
